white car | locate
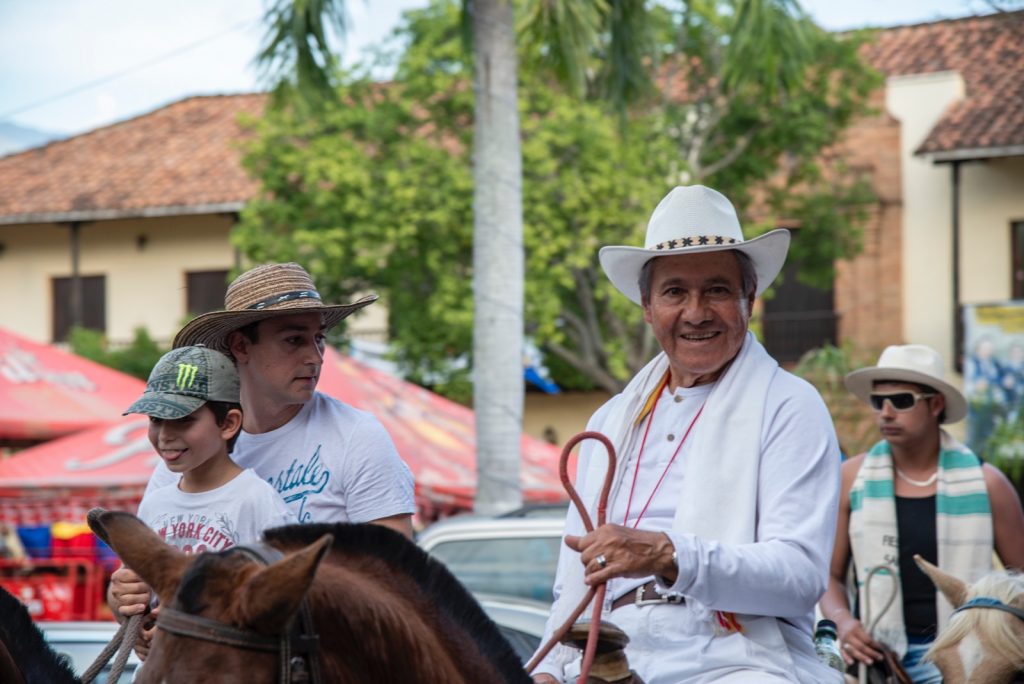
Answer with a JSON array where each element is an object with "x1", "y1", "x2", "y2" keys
[
  {"x1": 418, "y1": 508, "x2": 567, "y2": 662},
  {"x1": 476, "y1": 592, "x2": 551, "y2": 662},
  {"x1": 418, "y1": 510, "x2": 566, "y2": 605},
  {"x1": 40, "y1": 621, "x2": 141, "y2": 683}
]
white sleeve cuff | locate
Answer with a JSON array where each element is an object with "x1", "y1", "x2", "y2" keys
[{"x1": 654, "y1": 531, "x2": 696, "y2": 595}]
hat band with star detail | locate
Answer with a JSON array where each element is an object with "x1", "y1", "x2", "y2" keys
[{"x1": 655, "y1": 235, "x2": 739, "y2": 250}]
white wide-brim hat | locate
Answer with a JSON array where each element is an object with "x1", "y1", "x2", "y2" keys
[
  {"x1": 599, "y1": 185, "x2": 791, "y2": 304},
  {"x1": 845, "y1": 344, "x2": 968, "y2": 424}
]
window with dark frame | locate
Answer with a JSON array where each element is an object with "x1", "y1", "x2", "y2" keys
[
  {"x1": 1012, "y1": 221, "x2": 1024, "y2": 300},
  {"x1": 186, "y1": 270, "x2": 230, "y2": 317},
  {"x1": 52, "y1": 275, "x2": 106, "y2": 342},
  {"x1": 761, "y1": 231, "x2": 838, "y2": 363}
]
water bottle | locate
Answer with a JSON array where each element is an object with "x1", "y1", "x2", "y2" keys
[{"x1": 814, "y1": 619, "x2": 846, "y2": 674}]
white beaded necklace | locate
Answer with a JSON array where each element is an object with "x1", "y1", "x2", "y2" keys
[{"x1": 895, "y1": 467, "x2": 938, "y2": 488}]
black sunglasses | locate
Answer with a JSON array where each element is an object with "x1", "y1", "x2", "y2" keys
[{"x1": 869, "y1": 391, "x2": 935, "y2": 412}]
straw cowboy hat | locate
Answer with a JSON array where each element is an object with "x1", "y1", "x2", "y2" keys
[
  {"x1": 599, "y1": 185, "x2": 791, "y2": 304},
  {"x1": 845, "y1": 344, "x2": 968, "y2": 424},
  {"x1": 173, "y1": 262, "x2": 376, "y2": 354}
]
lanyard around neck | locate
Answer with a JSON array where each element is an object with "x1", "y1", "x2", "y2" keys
[{"x1": 622, "y1": 384, "x2": 705, "y2": 528}]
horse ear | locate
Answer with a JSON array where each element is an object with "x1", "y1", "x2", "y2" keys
[
  {"x1": 237, "y1": 534, "x2": 333, "y2": 633},
  {"x1": 913, "y1": 554, "x2": 968, "y2": 607},
  {"x1": 91, "y1": 509, "x2": 190, "y2": 602}
]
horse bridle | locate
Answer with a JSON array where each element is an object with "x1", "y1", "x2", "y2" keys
[
  {"x1": 953, "y1": 596, "x2": 1024, "y2": 621},
  {"x1": 155, "y1": 542, "x2": 323, "y2": 684}
]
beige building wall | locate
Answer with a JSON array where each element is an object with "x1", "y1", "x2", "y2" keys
[
  {"x1": 0, "y1": 213, "x2": 411, "y2": 347},
  {"x1": 0, "y1": 214, "x2": 235, "y2": 345},
  {"x1": 100, "y1": 216, "x2": 236, "y2": 343},
  {"x1": 0, "y1": 222, "x2": 69, "y2": 341},
  {"x1": 959, "y1": 157, "x2": 1024, "y2": 303},
  {"x1": 523, "y1": 390, "x2": 612, "y2": 448},
  {"x1": 886, "y1": 71, "x2": 965, "y2": 367}
]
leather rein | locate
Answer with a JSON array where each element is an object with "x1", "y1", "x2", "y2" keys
[{"x1": 155, "y1": 542, "x2": 323, "y2": 684}]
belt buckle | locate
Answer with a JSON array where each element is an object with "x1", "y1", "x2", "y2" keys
[{"x1": 632, "y1": 584, "x2": 682, "y2": 607}]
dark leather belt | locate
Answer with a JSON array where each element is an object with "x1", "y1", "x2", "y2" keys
[{"x1": 610, "y1": 580, "x2": 685, "y2": 611}]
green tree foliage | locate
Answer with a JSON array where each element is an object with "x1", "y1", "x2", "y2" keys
[
  {"x1": 68, "y1": 327, "x2": 166, "y2": 381},
  {"x1": 236, "y1": 0, "x2": 880, "y2": 396},
  {"x1": 257, "y1": 0, "x2": 349, "y2": 109},
  {"x1": 793, "y1": 343, "x2": 881, "y2": 457}
]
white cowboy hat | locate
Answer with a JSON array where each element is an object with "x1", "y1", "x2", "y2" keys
[
  {"x1": 845, "y1": 344, "x2": 968, "y2": 424},
  {"x1": 598, "y1": 185, "x2": 791, "y2": 304},
  {"x1": 173, "y1": 262, "x2": 376, "y2": 354}
]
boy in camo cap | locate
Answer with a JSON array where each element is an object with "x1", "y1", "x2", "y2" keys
[{"x1": 114, "y1": 345, "x2": 295, "y2": 659}]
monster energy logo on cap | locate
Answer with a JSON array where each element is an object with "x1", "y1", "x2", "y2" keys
[
  {"x1": 123, "y1": 345, "x2": 241, "y2": 420},
  {"x1": 176, "y1": 363, "x2": 199, "y2": 389}
]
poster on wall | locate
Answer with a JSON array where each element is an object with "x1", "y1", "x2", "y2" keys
[{"x1": 962, "y1": 302, "x2": 1024, "y2": 458}]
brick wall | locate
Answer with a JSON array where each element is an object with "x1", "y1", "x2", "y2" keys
[{"x1": 834, "y1": 88, "x2": 904, "y2": 356}]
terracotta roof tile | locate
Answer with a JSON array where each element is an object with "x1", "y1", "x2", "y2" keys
[
  {"x1": 1, "y1": 14, "x2": 1019, "y2": 222},
  {"x1": 860, "y1": 11, "x2": 1024, "y2": 157},
  {"x1": 0, "y1": 94, "x2": 267, "y2": 223}
]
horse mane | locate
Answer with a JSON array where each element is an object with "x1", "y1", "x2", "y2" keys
[
  {"x1": 263, "y1": 522, "x2": 529, "y2": 682},
  {"x1": 0, "y1": 587, "x2": 79, "y2": 684},
  {"x1": 928, "y1": 570, "x2": 1024, "y2": 666}
]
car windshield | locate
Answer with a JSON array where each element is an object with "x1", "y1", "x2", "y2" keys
[{"x1": 428, "y1": 535, "x2": 560, "y2": 603}]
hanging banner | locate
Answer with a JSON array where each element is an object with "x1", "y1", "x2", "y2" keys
[{"x1": 962, "y1": 302, "x2": 1024, "y2": 457}]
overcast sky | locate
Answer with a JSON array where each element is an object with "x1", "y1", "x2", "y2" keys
[{"x1": 0, "y1": 0, "x2": 994, "y2": 137}]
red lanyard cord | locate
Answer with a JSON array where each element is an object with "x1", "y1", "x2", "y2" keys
[{"x1": 623, "y1": 389, "x2": 706, "y2": 528}]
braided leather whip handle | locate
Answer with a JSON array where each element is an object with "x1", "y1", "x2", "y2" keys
[{"x1": 525, "y1": 431, "x2": 616, "y2": 682}]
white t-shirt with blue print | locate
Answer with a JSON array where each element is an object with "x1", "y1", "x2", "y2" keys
[{"x1": 144, "y1": 392, "x2": 415, "y2": 524}]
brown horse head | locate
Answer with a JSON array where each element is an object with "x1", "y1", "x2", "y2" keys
[
  {"x1": 90, "y1": 509, "x2": 531, "y2": 683},
  {"x1": 90, "y1": 509, "x2": 331, "y2": 682},
  {"x1": 914, "y1": 554, "x2": 1024, "y2": 683}
]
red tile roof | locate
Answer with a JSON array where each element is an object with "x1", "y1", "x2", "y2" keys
[
  {"x1": 861, "y1": 11, "x2": 1024, "y2": 158},
  {"x1": 0, "y1": 14, "x2": 1019, "y2": 223},
  {"x1": 0, "y1": 94, "x2": 267, "y2": 224}
]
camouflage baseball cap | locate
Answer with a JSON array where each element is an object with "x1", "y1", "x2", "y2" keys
[{"x1": 124, "y1": 345, "x2": 240, "y2": 420}]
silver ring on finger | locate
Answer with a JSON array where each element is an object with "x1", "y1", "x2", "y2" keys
[{"x1": 596, "y1": 553, "x2": 607, "y2": 568}]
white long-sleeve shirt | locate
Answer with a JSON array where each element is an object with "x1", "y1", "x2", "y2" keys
[{"x1": 533, "y1": 370, "x2": 842, "y2": 683}]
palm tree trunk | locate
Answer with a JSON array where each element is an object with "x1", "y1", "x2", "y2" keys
[{"x1": 471, "y1": 0, "x2": 524, "y2": 514}]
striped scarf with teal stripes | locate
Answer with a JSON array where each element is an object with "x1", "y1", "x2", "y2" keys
[{"x1": 848, "y1": 430, "x2": 992, "y2": 657}]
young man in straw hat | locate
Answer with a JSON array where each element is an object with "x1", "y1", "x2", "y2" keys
[
  {"x1": 532, "y1": 185, "x2": 843, "y2": 683},
  {"x1": 110, "y1": 263, "x2": 415, "y2": 636},
  {"x1": 820, "y1": 344, "x2": 1024, "y2": 682}
]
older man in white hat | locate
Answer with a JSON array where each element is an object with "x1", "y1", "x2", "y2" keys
[
  {"x1": 820, "y1": 344, "x2": 1024, "y2": 683},
  {"x1": 531, "y1": 186, "x2": 843, "y2": 683}
]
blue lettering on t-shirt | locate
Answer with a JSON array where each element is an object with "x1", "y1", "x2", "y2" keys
[{"x1": 267, "y1": 445, "x2": 330, "y2": 523}]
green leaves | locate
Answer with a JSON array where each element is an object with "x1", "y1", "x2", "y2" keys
[
  {"x1": 239, "y1": 0, "x2": 879, "y2": 396},
  {"x1": 69, "y1": 327, "x2": 167, "y2": 381},
  {"x1": 257, "y1": 0, "x2": 349, "y2": 107},
  {"x1": 724, "y1": 0, "x2": 812, "y2": 100},
  {"x1": 518, "y1": 0, "x2": 607, "y2": 96}
]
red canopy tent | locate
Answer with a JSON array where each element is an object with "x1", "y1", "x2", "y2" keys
[
  {"x1": 0, "y1": 328, "x2": 145, "y2": 442},
  {"x1": 317, "y1": 347, "x2": 566, "y2": 518},
  {"x1": 0, "y1": 347, "x2": 566, "y2": 525},
  {"x1": 0, "y1": 416, "x2": 154, "y2": 525}
]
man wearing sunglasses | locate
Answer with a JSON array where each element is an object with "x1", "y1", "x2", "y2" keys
[{"x1": 820, "y1": 344, "x2": 1024, "y2": 683}]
